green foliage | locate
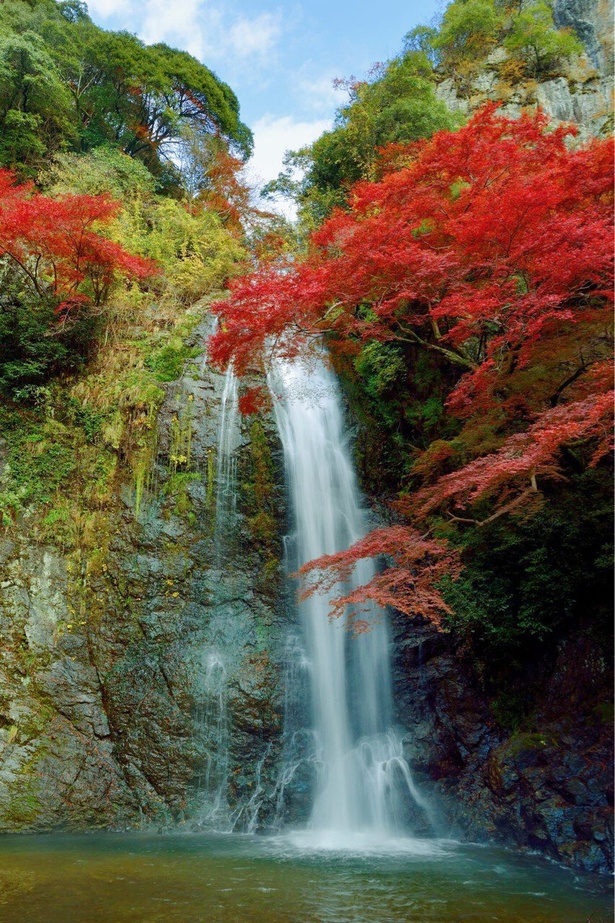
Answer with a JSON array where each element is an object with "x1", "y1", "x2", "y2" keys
[
  {"x1": 169, "y1": 397, "x2": 194, "y2": 472},
  {"x1": 0, "y1": 410, "x2": 76, "y2": 518},
  {"x1": 0, "y1": 26, "x2": 73, "y2": 175},
  {"x1": 439, "y1": 468, "x2": 613, "y2": 653},
  {"x1": 341, "y1": 342, "x2": 461, "y2": 494},
  {"x1": 0, "y1": 266, "x2": 96, "y2": 400},
  {"x1": 490, "y1": 690, "x2": 531, "y2": 732},
  {"x1": 500, "y1": 731, "x2": 558, "y2": 757},
  {"x1": 432, "y1": 0, "x2": 504, "y2": 69},
  {"x1": 354, "y1": 342, "x2": 406, "y2": 428},
  {"x1": 504, "y1": 1, "x2": 584, "y2": 76},
  {"x1": 65, "y1": 398, "x2": 104, "y2": 443},
  {"x1": 266, "y1": 50, "x2": 456, "y2": 229},
  {"x1": 43, "y1": 146, "x2": 156, "y2": 198},
  {"x1": 406, "y1": 395, "x2": 446, "y2": 434},
  {"x1": 46, "y1": 148, "x2": 247, "y2": 305},
  {"x1": 403, "y1": 26, "x2": 440, "y2": 67},
  {"x1": 162, "y1": 471, "x2": 201, "y2": 515},
  {"x1": 355, "y1": 341, "x2": 405, "y2": 397},
  {"x1": 123, "y1": 198, "x2": 246, "y2": 302},
  {"x1": 145, "y1": 340, "x2": 202, "y2": 382},
  {"x1": 0, "y1": 0, "x2": 251, "y2": 183}
]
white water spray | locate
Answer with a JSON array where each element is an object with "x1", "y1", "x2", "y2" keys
[
  {"x1": 194, "y1": 363, "x2": 240, "y2": 827},
  {"x1": 271, "y1": 356, "x2": 431, "y2": 845}
]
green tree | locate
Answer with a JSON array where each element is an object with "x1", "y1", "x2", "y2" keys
[
  {"x1": 432, "y1": 0, "x2": 504, "y2": 70},
  {"x1": 0, "y1": 0, "x2": 252, "y2": 184},
  {"x1": 42, "y1": 145, "x2": 156, "y2": 199},
  {"x1": 0, "y1": 30, "x2": 73, "y2": 175},
  {"x1": 504, "y1": 1, "x2": 583, "y2": 76},
  {"x1": 265, "y1": 50, "x2": 455, "y2": 229}
]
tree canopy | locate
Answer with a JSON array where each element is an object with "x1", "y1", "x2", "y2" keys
[
  {"x1": 0, "y1": 0, "x2": 252, "y2": 181},
  {"x1": 211, "y1": 106, "x2": 613, "y2": 627}
]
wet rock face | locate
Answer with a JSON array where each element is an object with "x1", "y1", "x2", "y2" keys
[
  {"x1": 0, "y1": 321, "x2": 288, "y2": 832},
  {"x1": 0, "y1": 543, "x2": 139, "y2": 829},
  {"x1": 553, "y1": 0, "x2": 614, "y2": 74},
  {"x1": 391, "y1": 619, "x2": 614, "y2": 875}
]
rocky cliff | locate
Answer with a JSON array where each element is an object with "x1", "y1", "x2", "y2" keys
[
  {"x1": 391, "y1": 618, "x2": 613, "y2": 874},
  {"x1": 0, "y1": 320, "x2": 287, "y2": 832},
  {"x1": 435, "y1": 0, "x2": 613, "y2": 141}
]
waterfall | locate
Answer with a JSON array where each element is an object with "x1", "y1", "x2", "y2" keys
[
  {"x1": 214, "y1": 364, "x2": 240, "y2": 548},
  {"x1": 194, "y1": 363, "x2": 240, "y2": 828},
  {"x1": 194, "y1": 651, "x2": 230, "y2": 826},
  {"x1": 270, "y1": 356, "x2": 431, "y2": 845}
]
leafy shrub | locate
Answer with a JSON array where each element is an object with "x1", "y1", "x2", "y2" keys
[
  {"x1": 504, "y1": 1, "x2": 584, "y2": 76},
  {"x1": 432, "y1": 0, "x2": 504, "y2": 69}
]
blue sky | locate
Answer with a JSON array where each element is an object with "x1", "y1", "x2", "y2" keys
[{"x1": 86, "y1": 0, "x2": 443, "y2": 190}]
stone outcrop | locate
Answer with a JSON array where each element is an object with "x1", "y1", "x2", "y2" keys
[
  {"x1": 553, "y1": 0, "x2": 614, "y2": 74},
  {"x1": 392, "y1": 619, "x2": 613, "y2": 875}
]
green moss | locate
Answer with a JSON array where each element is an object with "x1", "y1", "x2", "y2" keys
[
  {"x1": 490, "y1": 690, "x2": 531, "y2": 733},
  {"x1": 2, "y1": 787, "x2": 43, "y2": 828},
  {"x1": 65, "y1": 398, "x2": 104, "y2": 443},
  {"x1": 163, "y1": 471, "x2": 201, "y2": 515},
  {"x1": 169, "y1": 396, "x2": 194, "y2": 472},
  {"x1": 240, "y1": 421, "x2": 282, "y2": 597},
  {"x1": 593, "y1": 702, "x2": 615, "y2": 725},
  {"x1": 144, "y1": 340, "x2": 201, "y2": 382},
  {"x1": 247, "y1": 511, "x2": 278, "y2": 545},
  {"x1": 1, "y1": 418, "x2": 75, "y2": 507},
  {"x1": 501, "y1": 731, "x2": 558, "y2": 759},
  {"x1": 247, "y1": 421, "x2": 275, "y2": 511}
]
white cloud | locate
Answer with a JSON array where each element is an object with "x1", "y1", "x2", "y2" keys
[
  {"x1": 139, "y1": 0, "x2": 206, "y2": 59},
  {"x1": 92, "y1": 1, "x2": 284, "y2": 67},
  {"x1": 245, "y1": 114, "x2": 331, "y2": 219},
  {"x1": 227, "y1": 12, "x2": 282, "y2": 61},
  {"x1": 248, "y1": 114, "x2": 330, "y2": 186},
  {"x1": 296, "y1": 73, "x2": 346, "y2": 114}
]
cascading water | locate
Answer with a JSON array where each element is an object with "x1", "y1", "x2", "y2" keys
[
  {"x1": 214, "y1": 364, "x2": 240, "y2": 549},
  {"x1": 271, "y1": 356, "x2": 432, "y2": 845},
  {"x1": 194, "y1": 363, "x2": 240, "y2": 828},
  {"x1": 194, "y1": 651, "x2": 230, "y2": 826}
]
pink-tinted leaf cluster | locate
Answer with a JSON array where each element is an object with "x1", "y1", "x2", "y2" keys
[{"x1": 297, "y1": 526, "x2": 461, "y2": 629}]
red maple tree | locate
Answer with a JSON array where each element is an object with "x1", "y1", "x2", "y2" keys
[
  {"x1": 0, "y1": 169, "x2": 157, "y2": 318},
  {"x1": 210, "y1": 105, "x2": 614, "y2": 624}
]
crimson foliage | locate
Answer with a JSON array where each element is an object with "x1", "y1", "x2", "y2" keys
[
  {"x1": 211, "y1": 106, "x2": 613, "y2": 624},
  {"x1": 0, "y1": 169, "x2": 156, "y2": 314}
]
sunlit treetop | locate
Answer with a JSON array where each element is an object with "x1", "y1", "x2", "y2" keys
[{"x1": 0, "y1": 0, "x2": 252, "y2": 181}]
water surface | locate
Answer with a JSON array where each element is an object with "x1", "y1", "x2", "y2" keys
[{"x1": 0, "y1": 833, "x2": 611, "y2": 923}]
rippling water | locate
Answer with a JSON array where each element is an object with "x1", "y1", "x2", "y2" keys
[{"x1": 0, "y1": 833, "x2": 611, "y2": 923}]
